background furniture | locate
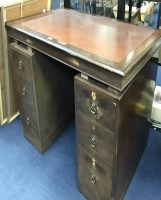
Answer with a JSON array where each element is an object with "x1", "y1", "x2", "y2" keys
[
  {"x1": 140, "y1": 1, "x2": 154, "y2": 23},
  {"x1": 0, "y1": 0, "x2": 51, "y2": 126},
  {"x1": 113, "y1": 4, "x2": 140, "y2": 22}
]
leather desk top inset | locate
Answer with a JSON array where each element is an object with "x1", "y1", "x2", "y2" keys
[
  {"x1": 6, "y1": 9, "x2": 161, "y2": 90},
  {"x1": 20, "y1": 9, "x2": 154, "y2": 63}
]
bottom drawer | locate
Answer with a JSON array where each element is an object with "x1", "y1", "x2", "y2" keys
[
  {"x1": 77, "y1": 145, "x2": 112, "y2": 200},
  {"x1": 20, "y1": 107, "x2": 39, "y2": 140}
]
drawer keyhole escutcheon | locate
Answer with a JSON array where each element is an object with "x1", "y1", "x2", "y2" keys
[
  {"x1": 18, "y1": 61, "x2": 23, "y2": 70},
  {"x1": 91, "y1": 174, "x2": 96, "y2": 184},
  {"x1": 90, "y1": 102, "x2": 97, "y2": 114},
  {"x1": 22, "y1": 87, "x2": 26, "y2": 96},
  {"x1": 91, "y1": 91, "x2": 96, "y2": 101},
  {"x1": 91, "y1": 137, "x2": 96, "y2": 148},
  {"x1": 26, "y1": 117, "x2": 30, "y2": 125}
]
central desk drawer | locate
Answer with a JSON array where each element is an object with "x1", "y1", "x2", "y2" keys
[
  {"x1": 75, "y1": 76, "x2": 116, "y2": 133},
  {"x1": 76, "y1": 112, "x2": 114, "y2": 172}
]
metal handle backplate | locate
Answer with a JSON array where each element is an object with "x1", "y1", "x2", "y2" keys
[
  {"x1": 90, "y1": 102, "x2": 97, "y2": 114},
  {"x1": 22, "y1": 87, "x2": 26, "y2": 96},
  {"x1": 18, "y1": 60, "x2": 23, "y2": 70},
  {"x1": 26, "y1": 117, "x2": 30, "y2": 125},
  {"x1": 91, "y1": 137, "x2": 96, "y2": 148},
  {"x1": 91, "y1": 174, "x2": 96, "y2": 184}
]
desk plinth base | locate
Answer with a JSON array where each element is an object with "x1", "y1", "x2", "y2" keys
[{"x1": 24, "y1": 116, "x2": 73, "y2": 154}]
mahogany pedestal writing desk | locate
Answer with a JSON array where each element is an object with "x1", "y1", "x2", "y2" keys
[{"x1": 6, "y1": 9, "x2": 161, "y2": 200}]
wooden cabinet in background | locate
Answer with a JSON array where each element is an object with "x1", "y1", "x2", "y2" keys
[{"x1": 0, "y1": 0, "x2": 51, "y2": 125}]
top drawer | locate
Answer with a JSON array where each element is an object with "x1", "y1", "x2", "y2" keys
[
  {"x1": 11, "y1": 43, "x2": 34, "y2": 81},
  {"x1": 75, "y1": 76, "x2": 116, "y2": 133}
]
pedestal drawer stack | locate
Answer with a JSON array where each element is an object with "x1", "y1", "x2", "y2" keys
[
  {"x1": 10, "y1": 42, "x2": 76, "y2": 153},
  {"x1": 75, "y1": 60, "x2": 157, "y2": 200}
]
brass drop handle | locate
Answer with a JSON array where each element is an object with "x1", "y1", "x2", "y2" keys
[
  {"x1": 18, "y1": 60, "x2": 23, "y2": 70},
  {"x1": 91, "y1": 175, "x2": 96, "y2": 184},
  {"x1": 22, "y1": 87, "x2": 26, "y2": 96},
  {"x1": 91, "y1": 137, "x2": 96, "y2": 148},
  {"x1": 26, "y1": 117, "x2": 30, "y2": 125},
  {"x1": 90, "y1": 102, "x2": 97, "y2": 114}
]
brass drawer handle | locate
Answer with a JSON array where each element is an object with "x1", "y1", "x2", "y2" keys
[
  {"x1": 26, "y1": 117, "x2": 30, "y2": 125},
  {"x1": 22, "y1": 87, "x2": 26, "y2": 96},
  {"x1": 91, "y1": 175, "x2": 96, "y2": 184},
  {"x1": 90, "y1": 102, "x2": 97, "y2": 114},
  {"x1": 18, "y1": 61, "x2": 23, "y2": 70},
  {"x1": 91, "y1": 137, "x2": 96, "y2": 148}
]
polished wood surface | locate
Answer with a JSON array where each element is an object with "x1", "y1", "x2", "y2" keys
[
  {"x1": 21, "y1": 9, "x2": 155, "y2": 64},
  {"x1": 6, "y1": 9, "x2": 161, "y2": 91}
]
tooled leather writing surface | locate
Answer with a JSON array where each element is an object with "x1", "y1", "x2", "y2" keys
[{"x1": 21, "y1": 9, "x2": 155, "y2": 65}]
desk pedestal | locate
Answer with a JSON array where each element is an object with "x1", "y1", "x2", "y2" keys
[
  {"x1": 75, "y1": 60, "x2": 157, "y2": 200},
  {"x1": 10, "y1": 42, "x2": 76, "y2": 153}
]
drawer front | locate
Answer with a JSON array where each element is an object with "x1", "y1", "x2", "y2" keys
[
  {"x1": 11, "y1": 47, "x2": 33, "y2": 81},
  {"x1": 77, "y1": 145, "x2": 112, "y2": 200},
  {"x1": 20, "y1": 106, "x2": 39, "y2": 140},
  {"x1": 75, "y1": 81, "x2": 116, "y2": 133},
  {"x1": 15, "y1": 75, "x2": 36, "y2": 109},
  {"x1": 76, "y1": 112, "x2": 114, "y2": 172}
]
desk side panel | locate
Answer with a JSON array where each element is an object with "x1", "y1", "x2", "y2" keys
[
  {"x1": 113, "y1": 60, "x2": 157, "y2": 200},
  {"x1": 0, "y1": 8, "x2": 7, "y2": 125},
  {"x1": 32, "y1": 51, "x2": 77, "y2": 153}
]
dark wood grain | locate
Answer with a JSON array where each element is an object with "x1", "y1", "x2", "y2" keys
[{"x1": 113, "y1": 60, "x2": 157, "y2": 200}]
